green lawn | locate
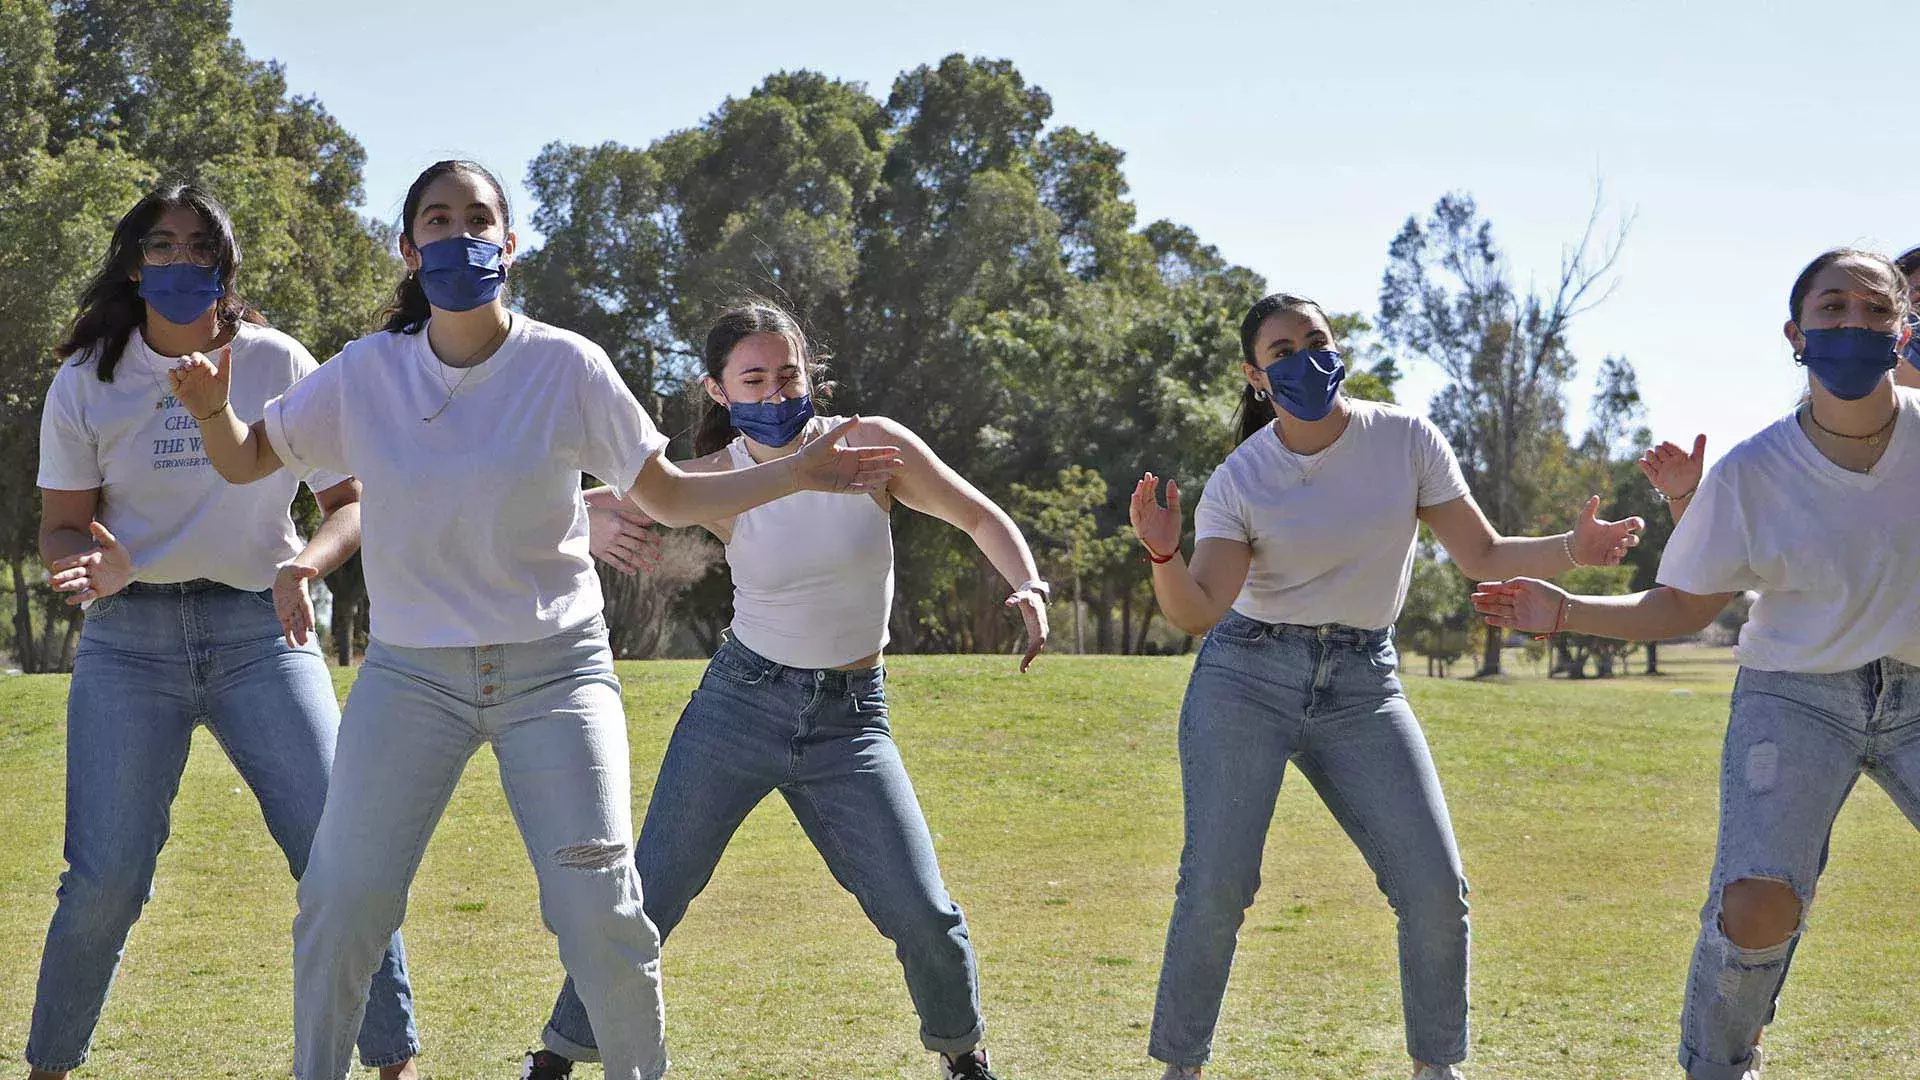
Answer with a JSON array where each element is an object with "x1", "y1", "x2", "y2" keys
[{"x1": 1, "y1": 648, "x2": 1916, "y2": 1079}]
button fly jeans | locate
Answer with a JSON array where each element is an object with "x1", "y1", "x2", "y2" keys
[
  {"x1": 293, "y1": 619, "x2": 666, "y2": 1080},
  {"x1": 542, "y1": 636, "x2": 983, "y2": 1062},
  {"x1": 1149, "y1": 612, "x2": 1470, "y2": 1070}
]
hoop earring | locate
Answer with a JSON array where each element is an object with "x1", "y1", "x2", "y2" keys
[{"x1": 1252, "y1": 388, "x2": 1271, "y2": 402}]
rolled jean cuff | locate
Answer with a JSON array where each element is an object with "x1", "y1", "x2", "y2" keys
[
  {"x1": 1678, "y1": 1045, "x2": 1757, "y2": 1080},
  {"x1": 361, "y1": 1040, "x2": 422, "y2": 1069},
  {"x1": 542, "y1": 1024, "x2": 602, "y2": 1064},
  {"x1": 922, "y1": 1019, "x2": 986, "y2": 1057},
  {"x1": 1147, "y1": 1045, "x2": 1207, "y2": 1070},
  {"x1": 26, "y1": 1053, "x2": 87, "y2": 1074}
]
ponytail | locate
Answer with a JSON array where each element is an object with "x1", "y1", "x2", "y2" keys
[
  {"x1": 1230, "y1": 384, "x2": 1270, "y2": 445},
  {"x1": 380, "y1": 270, "x2": 432, "y2": 335}
]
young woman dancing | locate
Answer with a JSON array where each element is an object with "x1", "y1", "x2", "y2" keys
[
  {"x1": 1133, "y1": 292, "x2": 1644, "y2": 1080},
  {"x1": 1473, "y1": 248, "x2": 1919, "y2": 1080},
  {"x1": 168, "y1": 161, "x2": 901, "y2": 1080},
  {"x1": 523, "y1": 303, "x2": 1048, "y2": 1080}
]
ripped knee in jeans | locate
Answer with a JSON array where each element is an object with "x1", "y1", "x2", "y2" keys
[
  {"x1": 1719, "y1": 875, "x2": 1804, "y2": 952},
  {"x1": 553, "y1": 840, "x2": 631, "y2": 870}
]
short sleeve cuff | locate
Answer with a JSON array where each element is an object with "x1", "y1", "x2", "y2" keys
[
  {"x1": 303, "y1": 469, "x2": 354, "y2": 495},
  {"x1": 1193, "y1": 527, "x2": 1250, "y2": 544},
  {"x1": 36, "y1": 466, "x2": 105, "y2": 490},
  {"x1": 605, "y1": 431, "x2": 670, "y2": 498},
  {"x1": 1416, "y1": 481, "x2": 1471, "y2": 510},
  {"x1": 263, "y1": 396, "x2": 320, "y2": 479}
]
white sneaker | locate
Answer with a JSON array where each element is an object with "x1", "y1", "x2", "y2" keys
[
  {"x1": 1160, "y1": 1066, "x2": 1203, "y2": 1080},
  {"x1": 1411, "y1": 1066, "x2": 1464, "y2": 1080}
]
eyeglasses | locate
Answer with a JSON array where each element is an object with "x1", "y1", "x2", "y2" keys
[{"x1": 140, "y1": 236, "x2": 222, "y2": 267}]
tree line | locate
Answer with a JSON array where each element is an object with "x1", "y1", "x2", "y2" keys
[{"x1": 0, "y1": 0, "x2": 1695, "y2": 676}]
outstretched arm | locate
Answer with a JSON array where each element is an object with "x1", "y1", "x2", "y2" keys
[
  {"x1": 1421, "y1": 493, "x2": 1643, "y2": 581},
  {"x1": 873, "y1": 417, "x2": 1049, "y2": 670},
  {"x1": 1130, "y1": 473, "x2": 1252, "y2": 636},
  {"x1": 1470, "y1": 577, "x2": 1735, "y2": 641},
  {"x1": 625, "y1": 417, "x2": 902, "y2": 529}
]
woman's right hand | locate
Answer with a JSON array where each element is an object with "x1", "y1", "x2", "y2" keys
[
  {"x1": 1129, "y1": 472, "x2": 1183, "y2": 560},
  {"x1": 790, "y1": 417, "x2": 905, "y2": 494},
  {"x1": 1470, "y1": 577, "x2": 1569, "y2": 635},
  {"x1": 48, "y1": 522, "x2": 134, "y2": 606},
  {"x1": 1636, "y1": 434, "x2": 1705, "y2": 502},
  {"x1": 166, "y1": 345, "x2": 232, "y2": 420}
]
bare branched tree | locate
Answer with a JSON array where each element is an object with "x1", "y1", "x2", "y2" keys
[{"x1": 1379, "y1": 186, "x2": 1632, "y2": 675}]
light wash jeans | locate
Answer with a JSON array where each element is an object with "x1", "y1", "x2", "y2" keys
[
  {"x1": 292, "y1": 618, "x2": 666, "y2": 1080},
  {"x1": 1149, "y1": 612, "x2": 1470, "y2": 1069},
  {"x1": 542, "y1": 636, "x2": 982, "y2": 1062},
  {"x1": 1679, "y1": 659, "x2": 1920, "y2": 1080},
  {"x1": 25, "y1": 580, "x2": 417, "y2": 1073}
]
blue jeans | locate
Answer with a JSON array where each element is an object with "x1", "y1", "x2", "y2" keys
[
  {"x1": 542, "y1": 637, "x2": 983, "y2": 1061},
  {"x1": 1679, "y1": 659, "x2": 1920, "y2": 1080},
  {"x1": 294, "y1": 618, "x2": 666, "y2": 1080},
  {"x1": 25, "y1": 581, "x2": 417, "y2": 1073},
  {"x1": 1149, "y1": 612, "x2": 1470, "y2": 1069}
]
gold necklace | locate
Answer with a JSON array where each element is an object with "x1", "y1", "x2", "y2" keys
[
  {"x1": 1803, "y1": 401, "x2": 1898, "y2": 447},
  {"x1": 421, "y1": 316, "x2": 509, "y2": 424}
]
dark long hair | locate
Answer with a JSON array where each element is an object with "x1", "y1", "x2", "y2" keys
[
  {"x1": 691, "y1": 302, "x2": 835, "y2": 456},
  {"x1": 380, "y1": 160, "x2": 512, "y2": 335},
  {"x1": 1787, "y1": 248, "x2": 1906, "y2": 325},
  {"x1": 58, "y1": 184, "x2": 259, "y2": 381},
  {"x1": 1231, "y1": 292, "x2": 1330, "y2": 443}
]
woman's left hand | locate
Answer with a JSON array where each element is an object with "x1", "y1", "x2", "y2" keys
[
  {"x1": 273, "y1": 562, "x2": 319, "y2": 647},
  {"x1": 1006, "y1": 588, "x2": 1049, "y2": 673},
  {"x1": 586, "y1": 488, "x2": 661, "y2": 575},
  {"x1": 1570, "y1": 495, "x2": 1644, "y2": 566}
]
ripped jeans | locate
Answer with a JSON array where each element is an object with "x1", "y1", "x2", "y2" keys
[
  {"x1": 292, "y1": 619, "x2": 666, "y2": 1080},
  {"x1": 1681, "y1": 659, "x2": 1920, "y2": 1080}
]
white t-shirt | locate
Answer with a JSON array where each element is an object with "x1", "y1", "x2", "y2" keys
[
  {"x1": 264, "y1": 315, "x2": 669, "y2": 648},
  {"x1": 1194, "y1": 399, "x2": 1472, "y2": 630},
  {"x1": 37, "y1": 323, "x2": 350, "y2": 592},
  {"x1": 1657, "y1": 388, "x2": 1920, "y2": 674}
]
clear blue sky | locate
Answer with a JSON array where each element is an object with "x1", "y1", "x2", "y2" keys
[{"x1": 232, "y1": 0, "x2": 1920, "y2": 477}]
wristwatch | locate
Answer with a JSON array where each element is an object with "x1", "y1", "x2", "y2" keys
[{"x1": 1014, "y1": 579, "x2": 1052, "y2": 603}]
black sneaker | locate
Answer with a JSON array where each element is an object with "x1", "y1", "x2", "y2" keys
[
  {"x1": 942, "y1": 1049, "x2": 1002, "y2": 1080},
  {"x1": 521, "y1": 1049, "x2": 573, "y2": 1079}
]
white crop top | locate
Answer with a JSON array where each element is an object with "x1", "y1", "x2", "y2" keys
[{"x1": 724, "y1": 416, "x2": 894, "y2": 668}]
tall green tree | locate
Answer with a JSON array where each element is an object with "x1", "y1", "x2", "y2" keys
[{"x1": 0, "y1": 0, "x2": 396, "y2": 669}]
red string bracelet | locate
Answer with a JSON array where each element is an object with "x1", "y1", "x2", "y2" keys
[
  {"x1": 1144, "y1": 544, "x2": 1175, "y2": 565},
  {"x1": 1532, "y1": 597, "x2": 1572, "y2": 641}
]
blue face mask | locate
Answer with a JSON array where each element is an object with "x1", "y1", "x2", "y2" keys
[
  {"x1": 1904, "y1": 317, "x2": 1920, "y2": 370},
  {"x1": 417, "y1": 236, "x2": 507, "y2": 312},
  {"x1": 1259, "y1": 348, "x2": 1346, "y2": 422},
  {"x1": 1798, "y1": 327, "x2": 1897, "y2": 400},
  {"x1": 729, "y1": 391, "x2": 815, "y2": 447},
  {"x1": 138, "y1": 263, "x2": 223, "y2": 325}
]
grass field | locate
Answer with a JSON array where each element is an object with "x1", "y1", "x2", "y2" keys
[{"x1": 2, "y1": 647, "x2": 1917, "y2": 1079}]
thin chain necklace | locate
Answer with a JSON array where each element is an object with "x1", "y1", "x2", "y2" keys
[
  {"x1": 1272, "y1": 414, "x2": 1346, "y2": 486},
  {"x1": 1803, "y1": 400, "x2": 1898, "y2": 447},
  {"x1": 422, "y1": 315, "x2": 510, "y2": 423}
]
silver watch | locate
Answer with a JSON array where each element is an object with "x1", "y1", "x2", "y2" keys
[{"x1": 1014, "y1": 579, "x2": 1052, "y2": 603}]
